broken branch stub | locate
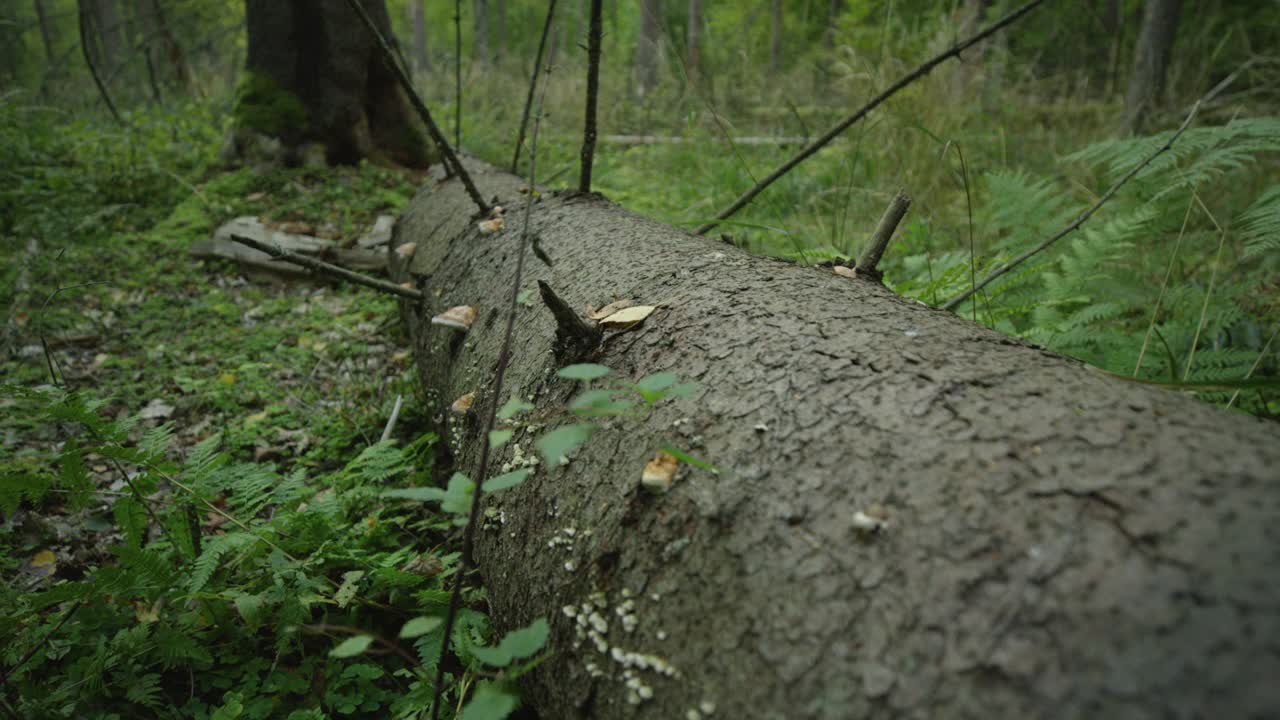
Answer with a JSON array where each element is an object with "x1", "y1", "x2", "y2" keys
[{"x1": 537, "y1": 280, "x2": 602, "y2": 363}]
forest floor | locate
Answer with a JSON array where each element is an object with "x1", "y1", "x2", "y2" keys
[
  {"x1": 1, "y1": 104, "x2": 500, "y2": 718},
  {"x1": 2, "y1": 75, "x2": 1276, "y2": 715}
]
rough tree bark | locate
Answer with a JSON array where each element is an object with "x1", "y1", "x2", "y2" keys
[
  {"x1": 391, "y1": 158, "x2": 1280, "y2": 719},
  {"x1": 1124, "y1": 0, "x2": 1182, "y2": 134},
  {"x1": 225, "y1": 0, "x2": 433, "y2": 168}
]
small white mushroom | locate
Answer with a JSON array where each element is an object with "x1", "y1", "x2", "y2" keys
[
  {"x1": 852, "y1": 502, "x2": 890, "y2": 533},
  {"x1": 394, "y1": 242, "x2": 417, "y2": 259}
]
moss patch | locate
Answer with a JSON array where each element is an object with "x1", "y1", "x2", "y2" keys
[{"x1": 232, "y1": 71, "x2": 309, "y2": 142}]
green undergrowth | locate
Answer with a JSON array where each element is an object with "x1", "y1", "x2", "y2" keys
[{"x1": 0, "y1": 101, "x2": 540, "y2": 719}]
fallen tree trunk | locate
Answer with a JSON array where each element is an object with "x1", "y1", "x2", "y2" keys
[{"x1": 392, "y1": 159, "x2": 1280, "y2": 719}]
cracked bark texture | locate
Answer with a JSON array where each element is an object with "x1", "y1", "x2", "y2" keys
[{"x1": 392, "y1": 159, "x2": 1280, "y2": 720}]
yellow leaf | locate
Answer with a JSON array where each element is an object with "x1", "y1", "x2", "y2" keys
[
  {"x1": 30, "y1": 550, "x2": 56, "y2": 568},
  {"x1": 218, "y1": 372, "x2": 237, "y2": 386},
  {"x1": 599, "y1": 305, "x2": 656, "y2": 330}
]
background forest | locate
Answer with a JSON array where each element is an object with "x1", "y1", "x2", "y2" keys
[{"x1": 1, "y1": 1, "x2": 1278, "y2": 718}]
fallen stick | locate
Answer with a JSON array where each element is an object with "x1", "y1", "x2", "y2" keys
[{"x1": 228, "y1": 234, "x2": 423, "y2": 301}]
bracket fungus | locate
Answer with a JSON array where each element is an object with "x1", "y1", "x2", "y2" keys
[{"x1": 432, "y1": 305, "x2": 477, "y2": 331}]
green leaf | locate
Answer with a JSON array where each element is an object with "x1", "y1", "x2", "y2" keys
[
  {"x1": 659, "y1": 445, "x2": 721, "y2": 474},
  {"x1": 489, "y1": 429, "x2": 513, "y2": 450},
  {"x1": 484, "y1": 468, "x2": 530, "y2": 492},
  {"x1": 335, "y1": 570, "x2": 364, "y2": 608},
  {"x1": 497, "y1": 398, "x2": 534, "y2": 420},
  {"x1": 383, "y1": 486, "x2": 447, "y2": 502},
  {"x1": 535, "y1": 424, "x2": 595, "y2": 466},
  {"x1": 233, "y1": 592, "x2": 265, "y2": 630},
  {"x1": 636, "y1": 372, "x2": 678, "y2": 393},
  {"x1": 400, "y1": 616, "x2": 443, "y2": 639},
  {"x1": 441, "y1": 472, "x2": 476, "y2": 515},
  {"x1": 569, "y1": 389, "x2": 634, "y2": 416},
  {"x1": 458, "y1": 682, "x2": 519, "y2": 720},
  {"x1": 469, "y1": 619, "x2": 549, "y2": 668},
  {"x1": 330, "y1": 635, "x2": 374, "y2": 658},
  {"x1": 557, "y1": 363, "x2": 611, "y2": 380}
]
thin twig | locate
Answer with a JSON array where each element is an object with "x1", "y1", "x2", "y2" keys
[
  {"x1": 1227, "y1": 328, "x2": 1278, "y2": 409},
  {"x1": 302, "y1": 623, "x2": 420, "y2": 667},
  {"x1": 429, "y1": 37, "x2": 555, "y2": 720},
  {"x1": 77, "y1": 0, "x2": 123, "y2": 125},
  {"x1": 228, "y1": 234, "x2": 424, "y2": 301},
  {"x1": 341, "y1": 0, "x2": 489, "y2": 216},
  {"x1": 454, "y1": 0, "x2": 462, "y2": 150},
  {"x1": 511, "y1": 0, "x2": 557, "y2": 173},
  {"x1": 942, "y1": 100, "x2": 1201, "y2": 311},
  {"x1": 0, "y1": 601, "x2": 80, "y2": 689},
  {"x1": 380, "y1": 394, "x2": 404, "y2": 443},
  {"x1": 857, "y1": 190, "x2": 910, "y2": 279},
  {"x1": 578, "y1": 0, "x2": 604, "y2": 193},
  {"x1": 694, "y1": 0, "x2": 1046, "y2": 235}
]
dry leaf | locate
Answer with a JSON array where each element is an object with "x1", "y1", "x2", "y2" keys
[
  {"x1": 478, "y1": 218, "x2": 504, "y2": 234},
  {"x1": 139, "y1": 398, "x2": 175, "y2": 420},
  {"x1": 587, "y1": 299, "x2": 635, "y2": 320},
  {"x1": 245, "y1": 191, "x2": 267, "y2": 202},
  {"x1": 599, "y1": 305, "x2": 656, "y2": 329},
  {"x1": 833, "y1": 265, "x2": 857, "y2": 278},
  {"x1": 432, "y1": 305, "x2": 477, "y2": 330},
  {"x1": 640, "y1": 451, "x2": 679, "y2": 493}
]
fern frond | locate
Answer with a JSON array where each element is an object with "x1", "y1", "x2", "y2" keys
[
  {"x1": 188, "y1": 532, "x2": 255, "y2": 594},
  {"x1": 1241, "y1": 185, "x2": 1280, "y2": 260},
  {"x1": 138, "y1": 422, "x2": 175, "y2": 462}
]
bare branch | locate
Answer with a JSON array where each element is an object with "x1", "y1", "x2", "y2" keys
[
  {"x1": 578, "y1": 0, "x2": 604, "y2": 193},
  {"x1": 941, "y1": 100, "x2": 1201, "y2": 312},
  {"x1": 512, "y1": 0, "x2": 558, "y2": 173},
  {"x1": 228, "y1": 234, "x2": 424, "y2": 301},
  {"x1": 694, "y1": 0, "x2": 1047, "y2": 235},
  {"x1": 341, "y1": 0, "x2": 490, "y2": 216},
  {"x1": 429, "y1": 26, "x2": 557, "y2": 720}
]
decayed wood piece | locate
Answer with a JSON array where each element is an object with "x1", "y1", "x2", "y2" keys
[
  {"x1": 393, "y1": 158, "x2": 1280, "y2": 720},
  {"x1": 195, "y1": 216, "x2": 388, "y2": 275}
]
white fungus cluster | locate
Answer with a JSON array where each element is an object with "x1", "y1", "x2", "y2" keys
[
  {"x1": 499, "y1": 441, "x2": 540, "y2": 475},
  {"x1": 563, "y1": 588, "x2": 682, "y2": 706},
  {"x1": 685, "y1": 701, "x2": 718, "y2": 719},
  {"x1": 548, "y1": 526, "x2": 590, "y2": 572}
]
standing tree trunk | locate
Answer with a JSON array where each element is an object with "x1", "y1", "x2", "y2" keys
[
  {"x1": 686, "y1": 0, "x2": 701, "y2": 83},
  {"x1": 770, "y1": 0, "x2": 782, "y2": 76},
  {"x1": 412, "y1": 0, "x2": 429, "y2": 70},
  {"x1": 91, "y1": 0, "x2": 121, "y2": 73},
  {"x1": 495, "y1": 0, "x2": 506, "y2": 64},
  {"x1": 824, "y1": 0, "x2": 842, "y2": 49},
  {"x1": 33, "y1": 0, "x2": 57, "y2": 64},
  {"x1": 634, "y1": 0, "x2": 661, "y2": 97},
  {"x1": 473, "y1": 0, "x2": 489, "y2": 63},
  {"x1": 1124, "y1": 0, "x2": 1182, "y2": 134},
  {"x1": 226, "y1": 0, "x2": 434, "y2": 169},
  {"x1": 391, "y1": 157, "x2": 1280, "y2": 720}
]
